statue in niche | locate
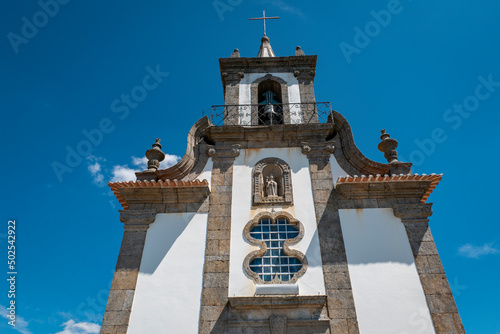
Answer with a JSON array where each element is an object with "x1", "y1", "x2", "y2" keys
[
  {"x1": 266, "y1": 175, "x2": 278, "y2": 197},
  {"x1": 252, "y1": 158, "x2": 293, "y2": 205}
]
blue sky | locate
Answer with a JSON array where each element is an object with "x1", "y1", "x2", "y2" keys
[{"x1": 1, "y1": 0, "x2": 499, "y2": 333}]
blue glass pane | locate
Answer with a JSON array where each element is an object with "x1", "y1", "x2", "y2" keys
[
  {"x1": 251, "y1": 258, "x2": 262, "y2": 266},
  {"x1": 251, "y1": 266, "x2": 262, "y2": 273}
]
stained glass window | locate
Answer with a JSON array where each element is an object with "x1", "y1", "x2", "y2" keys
[{"x1": 248, "y1": 217, "x2": 303, "y2": 282}]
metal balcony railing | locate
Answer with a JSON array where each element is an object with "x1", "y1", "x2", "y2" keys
[{"x1": 207, "y1": 102, "x2": 333, "y2": 126}]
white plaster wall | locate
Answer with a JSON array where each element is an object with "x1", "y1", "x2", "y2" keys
[
  {"x1": 229, "y1": 148, "x2": 325, "y2": 297},
  {"x1": 238, "y1": 73, "x2": 302, "y2": 125},
  {"x1": 128, "y1": 213, "x2": 208, "y2": 334},
  {"x1": 339, "y1": 208, "x2": 435, "y2": 334},
  {"x1": 196, "y1": 157, "x2": 213, "y2": 190},
  {"x1": 329, "y1": 155, "x2": 349, "y2": 186}
]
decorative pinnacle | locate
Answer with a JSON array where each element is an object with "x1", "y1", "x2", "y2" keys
[
  {"x1": 295, "y1": 46, "x2": 305, "y2": 56},
  {"x1": 145, "y1": 138, "x2": 166, "y2": 171},
  {"x1": 377, "y1": 129, "x2": 400, "y2": 164},
  {"x1": 230, "y1": 48, "x2": 240, "y2": 58}
]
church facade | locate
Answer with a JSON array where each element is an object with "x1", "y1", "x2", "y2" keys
[{"x1": 101, "y1": 35, "x2": 465, "y2": 334}]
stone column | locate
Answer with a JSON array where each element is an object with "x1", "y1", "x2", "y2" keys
[
  {"x1": 303, "y1": 142, "x2": 360, "y2": 334},
  {"x1": 100, "y1": 209, "x2": 156, "y2": 334},
  {"x1": 393, "y1": 204, "x2": 465, "y2": 333},
  {"x1": 199, "y1": 145, "x2": 239, "y2": 333}
]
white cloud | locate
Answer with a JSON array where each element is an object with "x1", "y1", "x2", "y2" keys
[
  {"x1": 132, "y1": 154, "x2": 180, "y2": 171},
  {"x1": 132, "y1": 156, "x2": 148, "y2": 170},
  {"x1": 86, "y1": 156, "x2": 106, "y2": 186},
  {"x1": 458, "y1": 243, "x2": 500, "y2": 259},
  {"x1": 89, "y1": 153, "x2": 181, "y2": 184},
  {"x1": 88, "y1": 163, "x2": 101, "y2": 174},
  {"x1": 161, "y1": 154, "x2": 181, "y2": 169},
  {"x1": 110, "y1": 154, "x2": 181, "y2": 182},
  {"x1": 55, "y1": 319, "x2": 100, "y2": 334},
  {"x1": 0, "y1": 305, "x2": 32, "y2": 334},
  {"x1": 266, "y1": 0, "x2": 306, "y2": 18},
  {"x1": 110, "y1": 165, "x2": 138, "y2": 182}
]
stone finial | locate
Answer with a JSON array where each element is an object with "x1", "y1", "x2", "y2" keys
[
  {"x1": 230, "y1": 48, "x2": 240, "y2": 58},
  {"x1": 145, "y1": 138, "x2": 166, "y2": 171},
  {"x1": 295, "y1": 46, "x2": 305, "y2": 56},
  {"x1": 377, "y1": 129, "x2": 400, "y2": 163},
  {"x1": 257, "y1": 35, "x2": 276, "y2": 57}
]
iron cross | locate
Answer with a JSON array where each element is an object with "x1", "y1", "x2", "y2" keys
[{"x1": 249, "y1": 10, "x2": 279, "y2": 36}]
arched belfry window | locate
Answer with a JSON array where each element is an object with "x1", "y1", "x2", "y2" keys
[{"x1": 258, "y1": 80, "x2": 283, "y2": 125}]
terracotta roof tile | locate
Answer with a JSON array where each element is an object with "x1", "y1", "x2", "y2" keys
[
  {"x1": 336, "y1": 173, "x2": 442, "y2": 203},
  {"x1": 109, "y1": 179, "x2": 209, "y2": 210}
]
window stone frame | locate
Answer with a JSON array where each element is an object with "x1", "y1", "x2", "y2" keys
[{"x1": 243, "y1": 211, "x2": 307, "y2": 284}]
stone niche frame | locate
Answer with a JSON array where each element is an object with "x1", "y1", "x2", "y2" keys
[
  {"x1": 243, "y1": 211, "x2": 307, "y2": 285},
  {"x1": 252, "y1": 157, "x2": 293, "y2": 206}
]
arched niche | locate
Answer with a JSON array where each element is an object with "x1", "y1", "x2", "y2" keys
[{"x1": 252, "y1": 157, "x2": 293, "y2": 206}]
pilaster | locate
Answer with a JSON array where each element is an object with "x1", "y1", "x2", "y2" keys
[
  {"x1": 199, "y1": 145, "x2": 240, "y2": 333},
  {"x1": 303, "y1": 142, "x2": 360, "y2": 334},
  {"x1": 100, "y1": 210, "x2": 156, "y2": 334},
  {"x1": 295, "y1": 70, "x2": 318, "y2": 123},
  {"x1": 221, "y1": 72, "x2": 242, "y2": 125},
  {"x1": 393, "y1": 204, "x2": 465, "y2": 333}
]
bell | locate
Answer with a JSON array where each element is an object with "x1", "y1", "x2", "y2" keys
[{"x1": 264, "y1": 104, "x2": 276, "y2": 116}]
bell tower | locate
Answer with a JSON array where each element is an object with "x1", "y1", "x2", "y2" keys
[
  {"x1": 217, "y1": 34, "x2": 320, "y2": 126},
  {"x1": 101, "y1": 18, "x2": 464, "y2": 334}
]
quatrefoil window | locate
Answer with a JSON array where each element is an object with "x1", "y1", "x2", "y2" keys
[{"x1": 243, "y1": 212, "x2": 307, "y2": 284}]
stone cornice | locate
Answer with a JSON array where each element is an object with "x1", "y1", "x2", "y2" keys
[
  {"x1": 228, "y1": 295, "x2": 326, "y2": 309},
  {"x1": 219, "y1": 56, "x2": 317, "y2": 74},
  {"x1": 393, "y1": 204, "x2": 433, "y2": 221},
  {"x1": 336, "y1": 174, "x2": 442, "y2": 203},
  {"x1": 119, "y1": 209, "x2": 156, "y2": 230},
  {"x1": 109, "y1": 180, "x2": 210, "y2": 210},
  {"x1": 205, "y1": 123, "x2": 334, "y2": 146}
]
